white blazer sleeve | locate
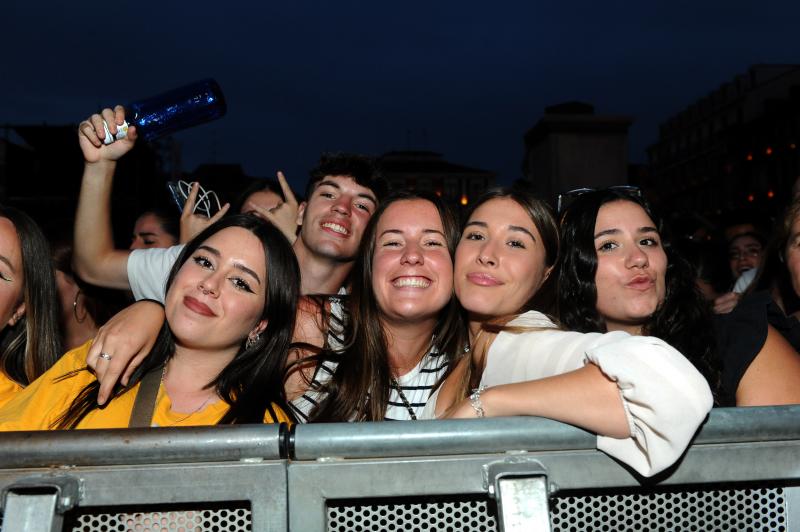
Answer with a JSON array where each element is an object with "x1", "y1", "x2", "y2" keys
[{"x1": 483, "y1": 311, "x2": 713, "y2": 477}]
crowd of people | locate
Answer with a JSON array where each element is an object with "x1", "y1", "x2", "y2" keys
[{"x1": 0, "y1": 106, "x2": 798, "y2": 477}]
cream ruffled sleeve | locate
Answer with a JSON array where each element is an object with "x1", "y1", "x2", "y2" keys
[{"x1": 481, "y1": 311, "x2": 713, "y2": 477}]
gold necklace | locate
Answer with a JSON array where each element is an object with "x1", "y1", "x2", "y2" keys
[{"x1": 161, "y1": 366, "x2": 215, "y2": 425}]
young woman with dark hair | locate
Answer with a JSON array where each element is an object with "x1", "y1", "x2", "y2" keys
[
  {"x1": 0, "y1": 206, "x2": 63, "y2": 408},
  {"x1": 556, "y1": 188, "x2": 800, "y2": 407},
  {"x1": 0, "y1": 214, "x2": 299, "y2": 429},
  {"x1": 557, "y1": 189, "x2": 721, "y2": 390},
  {"x1": 425, "y1": 188, "x2": 713, "y2": 478}
]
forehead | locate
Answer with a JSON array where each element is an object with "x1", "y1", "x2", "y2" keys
[
  {"x1": 596, "y1": 200, "x2": 654, "y2": 228},
  {"x1": 245, "y1": 189, "x2": 282, "y2": 206},
  {"x1": 312, "y1": 175, "x2": 375, "y2": 197},
  {"x1": 469, "y1": 197, "x2": 539, "y2": 232},
  {"x1": 729, "y1": 235, "x2": 762, "y2": 249},
  {"x1": 135, "y1": 213, "x2": 164, "y2": 231},
  {"x1": 0, "y1": 218, "x2": 21, "y2": 263},
  {"x1": 377, "y1": 199, "x2": 443, "y2": 232},
  {"x1": 200, "y1": 227, "x2": 265, "y2": 268}
]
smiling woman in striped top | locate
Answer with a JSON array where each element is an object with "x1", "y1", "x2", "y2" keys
[{"x1": 287, "y1": 190, "x2": 466, "y2": 422}]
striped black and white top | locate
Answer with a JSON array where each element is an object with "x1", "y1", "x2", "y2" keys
[{"x1": 289, "y1": 347, "x2": 449, "y2": 423}]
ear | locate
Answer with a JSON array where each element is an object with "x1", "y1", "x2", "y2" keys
[
  {"x1": 8, "y1": 302, "x2": 25, "y2": 327},
  {"x1": 249, "y1": 319, "x2": 267, "y2": 339},
  {"x1": 296, "y1": 201, "x2": 307, "y2": 227},
  {"x1": 542, "y1": 265, "x2": 554, "y2": 283}
]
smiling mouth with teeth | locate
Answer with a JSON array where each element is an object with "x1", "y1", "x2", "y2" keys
[
  {"x1": 393, "y1": 277, "x2": 431, "y2": 288},
  {"x1": 321, "y1": 222, "x2": 349, "y2": 235}
]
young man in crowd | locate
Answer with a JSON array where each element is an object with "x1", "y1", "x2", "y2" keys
[{"x1": 73, "y1": 107, "x2": 387, "y2": 301}]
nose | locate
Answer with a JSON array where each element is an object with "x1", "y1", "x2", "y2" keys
[
  {"x1": 477, "y1": 240, "x2": 498, "y2": 267},
  {"x1": 199, "y1": 272, "x2": 222, "y2": 297},
  {"x1": 331, "y1": 195, "x2": 352, "y2": 216},
  {"x1": 130, "y1": 237, "x2": 143, "y2": 250},
  {"x1": 625, "y1": 246, "x2": 649, "y2": 268},
  {"x1": 741, "y1": 253, "x2": 758, "y2": 268},
  {"x1": 401, "y1": 242, "x2": 424, "y2": 265}
]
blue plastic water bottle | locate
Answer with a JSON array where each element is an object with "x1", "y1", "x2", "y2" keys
[{"x1": 103, "y1": 78, "x2": 226, "y2": 144}]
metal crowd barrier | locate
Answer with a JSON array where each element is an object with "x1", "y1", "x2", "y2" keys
[{"x1": 0, "y1": 406, "x2": 798, "y2": 531}]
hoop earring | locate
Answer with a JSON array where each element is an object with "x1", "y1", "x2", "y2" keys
[{"x1": 73, "y1": 289, "x2": 87, "y2": 324}]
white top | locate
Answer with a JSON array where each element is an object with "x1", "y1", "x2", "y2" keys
[
  {"x1": 732, "y1": 268, "x2": 758, "y2": 294},
  {"x1": 422, "y1": 311, "x2": 713, "y2": 478},
  {"x1": 127, "y1": 245, "x2": 185, "y2": 302}
]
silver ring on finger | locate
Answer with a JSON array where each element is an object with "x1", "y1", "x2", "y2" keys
[{"x1": 99, "y1": 352, "x2": 113, "y2": 361}]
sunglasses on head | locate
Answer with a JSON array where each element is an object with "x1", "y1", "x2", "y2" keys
[{"x1": 556, "y1": 185, "x2": 642, "y2": 214}]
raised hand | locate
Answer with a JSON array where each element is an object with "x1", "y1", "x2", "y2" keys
[
  {"x1": 180, "y1": 182, "x2": 231, "y2": 243},
  {"x1": 77, "y1": 105, "x2": 137, "y2": 164},
  {"x1": 255, "y1": 171, "x2": 300, "y2": 244}
]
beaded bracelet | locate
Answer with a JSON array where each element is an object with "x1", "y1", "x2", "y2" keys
[{"x1": 469, "y1": 385, "x2": 488, "y2": 418}]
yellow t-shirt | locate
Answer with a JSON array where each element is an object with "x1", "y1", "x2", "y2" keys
[
  {"x1": 0, "y1": 371, "x2": 23, "y2": 410},
  {"x1": 0, "y1": 341, "x2": 291, "y2": 431}
]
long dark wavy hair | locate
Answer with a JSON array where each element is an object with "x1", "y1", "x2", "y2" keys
[
  {"x1": 556, "y1": 189, "x2": 721, "y2": 399},
  {"x1": 0, "y1": 206, "x2": 63, "y2": 386},
  {"x1": 309, "y1": 190, "x2": 467, "y2": 422},
  {"x1": 56, "y1": 214, "x2": 300, "y2": 428}
]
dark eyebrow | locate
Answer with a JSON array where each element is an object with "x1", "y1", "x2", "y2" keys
[
  {"x1": 508, "y1": 225, "x2": 536, "y2": 241},
  {"x1": 465, "y1": 220, "x2": 535, "y2": 241},
  {"x1": 234, "y1": 263, "x2": 261, "y2": 286},
  {"x1": 464, "y1": 221, "x2": 487, "y2": 229},
  {"x1": 379, "y1": 228, "x2": 446, "y2": 238},
  {"x1": 316, "y1": 180, "x2": 378, "y2": 206},
  {"x1": 0, "y1": 254, "x2": 15, "y2": 274},
  {"x1": 595, "y1": 226, "x2": 659, "y2": 239},
  {"x1": 135, "y1": 231, "x2": 158, "y2": 237},
  {"x1": 197, "y1": 245, "x2": 261, "y2": 285},
  {"x1": 197, "y1": 244, "x2": 221, "y2": 257}
]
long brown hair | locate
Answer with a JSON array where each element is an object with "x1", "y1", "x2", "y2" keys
[
  {"x1": 0, "y1": 206, "x2": 62, "y2": 386},
  {"x1": 453, "y1": 187, "x2": 561, "y2": 401},
  {"x1": 310, "y1": 191, "x2": 467, "y2": 421}
]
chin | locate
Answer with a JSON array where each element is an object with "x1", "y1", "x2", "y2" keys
[{"x1": 462, "y1": 300, "x2": 503, "y2": 319}]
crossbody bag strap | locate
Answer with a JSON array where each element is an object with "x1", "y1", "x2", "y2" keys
[{"x1": 128, "y1": 367, "x2": 163, "y2": 428}]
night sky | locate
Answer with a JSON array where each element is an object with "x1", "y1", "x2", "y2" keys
[{"x1": 4, "y1": 1, "x2": 800, "y2": 191}]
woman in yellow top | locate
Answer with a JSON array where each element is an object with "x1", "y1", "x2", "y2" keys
[
  {"x1": 0, "y1": 206, "x2": 63, "y2": 408},
  {"x1": 0, "y1": 214, "x2": 298, "y2": 429}
]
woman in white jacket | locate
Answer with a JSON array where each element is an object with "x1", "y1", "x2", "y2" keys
[{"x1": 423, "y1": 188, "x2": 713, "y2": 477}]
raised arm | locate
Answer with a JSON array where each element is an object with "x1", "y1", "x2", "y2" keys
[{"x1": 73, "y1": 106, "x2": 137, "y2": 289}]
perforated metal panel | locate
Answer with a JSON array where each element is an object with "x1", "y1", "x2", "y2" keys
[
  {"x1": 327, "y1": 485, "x2": 789, "y2": 531},
  {"x1": 66, "y1": 503, "x2": 251, "y2": 532},
  {"x1": 328, "y1": 496, "x2": 497, "y2": 532},
  {"x1": 551, "y1": 486, "x2": 787, "y2": 531}
]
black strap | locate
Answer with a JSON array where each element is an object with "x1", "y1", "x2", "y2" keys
[{"x1": 128, "y1": 367, "x2": 163, "y2": 428}]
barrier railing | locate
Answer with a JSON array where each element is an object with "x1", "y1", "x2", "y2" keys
[{"x1": 0, "y1": 406, "x2": 799, "y2": 531}]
